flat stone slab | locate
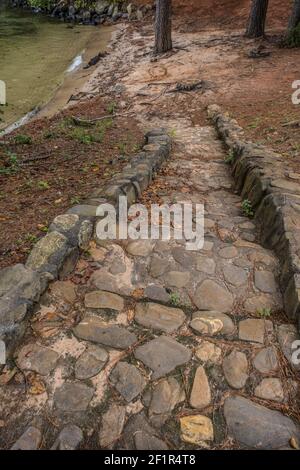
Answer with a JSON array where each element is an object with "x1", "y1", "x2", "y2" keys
[
  {"x1": 16, "y1": 344, "x2": 59, "y2": 376},
  {"x1": 196, "y1": 256, "x2": 216, "y2": 275},
  {"x1": 75, "y1": 345, "x2": 108, "y2": 380},
  {"x1": 126, "y1": 240, "x2": 154, "y2": 257},
  {"x1": 254, "y1": 270, "x2": 277, "y2": 294},
  {"x1": 144, "y1": 285, "x2": 170, "y2": 303},
  {"x1": 254, "y1": 378, "x2": 284, "y2": 402},
  {"x1": 99, "y1": 404, "x2": 126, "y2": 448},
  {"x1": 195, "y1": 341, "x2": 222, "y2": 364},
  {"x1": 224, "y1": 396, "x2": 300, "y2": 449},
  {"x1": 253, "y1": 346, "x2": 278, "y2": 374},
  {"x1": 51, "y1": 425, "x2": 83, "y2": 450},
  {"x1": 149, "y1": 377, "x2": 185, "y2": 417},
  {"x1": 223, "y1": 350, "x2": 248, "y2": 389},
  {"x1": 11, "y1": 426, "x2": 42, "y2": 450},
  {"x1": 193, "y1": 280, "x2": 233, "y2": 312},
  {"x1": 135, "y1": 302, "x2": 185, "y2": 333},
  {"x1": 54, "y1": 382, "x2": 94, "y2": 412},
  {"x1": 239, "y1": 319, "x2": 265, "y2": 344},
  {"x1": 223, "y1": 265, "x2": 247, "y2": 287},
  {"x1": 164, "y1": 271, "x2": 190, "y2": 288},
  {"x1": 73, "y1": 316, "x2": 137, "y2": 349},
  {"x1": 84, "y1": 290, "x2": 124, "y2": 312},
  {"x1": 180, "y1": 415, "x2": 214, "y2": 447},
  {"x1": 190, "y1": 366, "x2": 211, "y2": 410},
  {"x1": 50, "y1": 280, "x2": 77, "y2": 304},
  {"x1": 191, "y1": 311, "x2": 235, "y2": 336},
  {"x1": 218, "y1": 246, "x2": 239, "y2": 259},
  {"x1": 110, "y1": 361, "x2": 146, "y2": 402},
  {"x1": 134, "y1": 336, "x2": 192, "y2": 379}
]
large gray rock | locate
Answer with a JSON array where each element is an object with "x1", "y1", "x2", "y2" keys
[
  {"x1": 75, "y1": 345, "x2": 108, "y2": 380},
  {"x1": 54, "y1": 382, "x2": 94, "y2": 412},
  {"x1": 110, "y1": 361, "x2": 146, "y2": 402},
  {"x1": 134, "y1": 336, "x2": 191, "y2": 379},
  {"x1": 99, "y1": 404, "x2": 126, "y2": 448},
  {"x1": 148, "y1": 377, "x2": 185, "y2": 417},
  {"x1": 73, "y1": 316, "x2": 137, "y2": 349},
  {"x1": 16, "y1": 344, "x2": 59, "y2": 376},
  {"x1": 51, "y1": 425, "x2": 83, "y2": 450},
  {"x1": 224, "y1": 396, "x2": 300, "y2": 449},
  {"x1": 26, "y1": 231, "x2": 71, "y2": 277},
  {"x1": 11, "y1": 426, "x2": 42, "y2": 450},
  {"x1": 223, "y1": 350, "x2": 248, "y2": 389},
  {"x1": 135, "y1": 302, "x2": 185, "y2": 333},
  {"x1": 193, "y1": 280, "x2": 233, "y2": 312},
  {"x1": 253, "y1": 346, "x2": 278, "y2": 373}
]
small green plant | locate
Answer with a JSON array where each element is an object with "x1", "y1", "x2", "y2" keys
[
  {"x1": 283, "y1": 23, "x2": 300, "y2": 48},
  {"x1": 70, "y1": 195, "x2": 81, "y2": 205},
  {"x1": 225, "y1": 149, "x2": 234, "y2": 164},
  {"x1": 24, "y1": 233, "x2": 38, "y2": 244},
  {"x1": 14, "y1": 134, "x2": 32, "y2": 145},
  {"x1": 118, "y1": 142, "x2": 127, "y2": 154},
  {"x1": 257, "y1": 307, "x2": 272, "y2": 318},
  {"x1": 170, "y1": 292, "x2": 180, "y2": 306},
  {"x1": 107, "y1": 102, "x2": 117, "y2": 115},
  {"x1": 241, "y1": 199, "x2": 254, "y2": 217},
  {"x1": 37, "y1": 180, "x2": 50, "y2": 190},
  {"x1": 169, "y1": 129, "x2": 176, "y2": 138}
]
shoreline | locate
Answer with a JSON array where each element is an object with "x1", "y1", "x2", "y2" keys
[{"x1": 0, "y1": 22, "x2": 115, "y2": 136}]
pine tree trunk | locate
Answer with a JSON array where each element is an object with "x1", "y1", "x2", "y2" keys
[
  {"x1": 288, "y1": 0, "x2": 300, "y2": 30},
  {"x1": 154, "y1": 0, "x2": 172, "y2": 54},
  {"x1": 245, "y1": 0, "x2": 269, "y2": 38}
]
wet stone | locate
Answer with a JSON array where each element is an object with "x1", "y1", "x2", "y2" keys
[
  {"x1": 148, "y1": 377, "x2": 185, "y2": 417},
  {"x1": 193, "y1": 280, "x2": 233, "y2": 312},
  {"x1": 54, "y1": 382, "x2": 94, "y2": 412},
  {"x1": 254, "y1": 270, "x2": 277, "y2": 294},
  {"x1": 191, "y1": 311, "x2": 235, "y2": 336},
  {"x1": 223, "y1": 350, "x2": 248, "y2": 389},
  {"x1": 73, "y1": 316, "x2": 137, "y2": 349},
  {"x1": 135, "y1": 302, "x2": 185, "y2": 333},
  {"x1": 164, "y1": 271, "x2": 190, "y2": 288},
  {"x1": 99, "y1": 404, "x2": 126, "y2": 448},
  {"x1": 239, "y1": 319, "x2": 265, "y2": 344},
  {"x1": 134, "y1": 336, "x2": 191, "y2": 379},
  {"x1": 253, "y1": 346, "x2": 278, "y2": 374},
  {"x1": 223, "y1": 265, "x2": 247, "y2": 287},
  {"x1": 11, "y1": 426, "x2": 42, "y2": 450},
  {"x1": 224, "y1": 396, "x2": 300, "y2": 449},
  {"x1": 75, "y1": 345, "x2": 108, "y2": 380},
  {"x1": 195, "y1": 341, "x2": 222, "y2": 364},
  {"x1": 180, "y1": 415, "x2": 214, "y2": 447},
  {"x1": 16, "y1": 344, "x2": 59, "y2": 376},
  {"x1": 84, "y1": 290, "x2": 124, "y2": 312},
  {"x1": 190, "y1": 366, "x2": 211, "y2": 410},
  {"x1": 254, "y1": 378, "x2": 284, "y2": 402},
  {"x1": 51, "y1": 425, "x2": 83, "y2": 450},
  {"x1": 109, "y1": 361, "x2": 146, "y2": 402}
]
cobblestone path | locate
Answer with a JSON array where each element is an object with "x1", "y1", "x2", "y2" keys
[{"x1": 1, "y1": 118, "x2": 300, "y2": 450}]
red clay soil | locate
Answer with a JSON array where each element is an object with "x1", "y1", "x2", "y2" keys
[{"x1": 0, "y1": 97, "x2": 143, "y2": 268}]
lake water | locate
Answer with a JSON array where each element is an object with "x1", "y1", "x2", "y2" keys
[{"x1": 0, "y1": 3, "x2": 111, "y2": 131}]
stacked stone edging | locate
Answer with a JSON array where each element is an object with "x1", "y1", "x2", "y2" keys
[
  {"x1": 208, "y1": 104, "x2": 300, "y2": 329},
  {"x1": 0, "y1": 129, "x2": 171, "y2": 361}
]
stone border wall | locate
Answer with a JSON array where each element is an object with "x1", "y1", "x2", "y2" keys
[
  {"x1": 0, "y1": 129, "x2": 171, "y2": 361},
  {"x1": 208, "y1": 104, "x2": 300, "y2": 330}
]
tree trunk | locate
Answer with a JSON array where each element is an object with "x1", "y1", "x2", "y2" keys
[
  {"x1": 245, "y1": 0, "x2": 269, "y2": 38},
  {"x1": 154, "y1": 0, "x2": 172, "y2": 54},
  {"x1": 288, "y1": 0, "x2": 300, "y2": 30}
]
